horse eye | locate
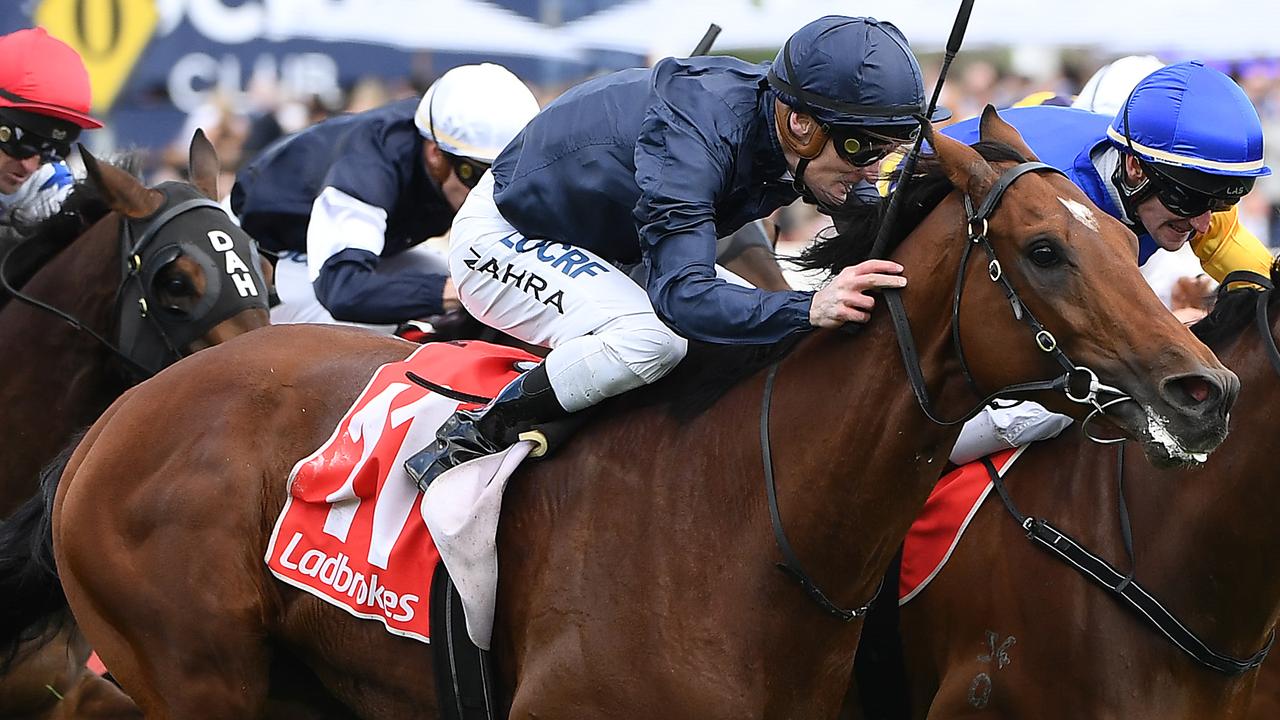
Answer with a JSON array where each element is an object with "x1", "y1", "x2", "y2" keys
[
  {"x1": 163, "y1": 276, "x2": 195, "y2": 297},
  {"x1": 1028, "y1": 241, "x2": 1061, "y2": 268}
]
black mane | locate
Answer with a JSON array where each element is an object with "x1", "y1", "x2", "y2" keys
[
  {"x1": 1190, "y1": 259, "x2": 1280, "y2": 348},
  {"x1": 658, "y1": 141, "x2": 1030, "y2": 419},
  {"x1": 792, "y1": 142, "x2": 1029, "y2": 277}
]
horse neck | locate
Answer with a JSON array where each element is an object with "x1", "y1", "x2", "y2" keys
[
  {"x1": 7, "y1": 211, "x2": 123, "y2": 341},
  {"x1": 755, "y1": 207, "x2": 981, "y2": 615},
  {"x1": 1124, "y1": 331, "x2": 1280, "y2": 659},
  {"x1": 0, "y1": 213, "x2": 126, "y2": 508}
]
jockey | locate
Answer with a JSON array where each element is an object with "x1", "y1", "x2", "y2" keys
[
  {"x1": 0, "y1": 28, "x2": 102, "y2": 241},
  {"x1": 229, "y1": 64, "x2": 540, "y2": 331},
  {"x1": 1070, "y1": 55, "x2": 1166, "y2": 117},
  {"x1": 405, "y1": 15, "x2": 950, "y2": 485},
  {"x1": 943, "y1": 60, "x2": 1272, "y2": 464},
  {"x1": 948, "y1": 61, "x2": 1270, "y2": 286}
]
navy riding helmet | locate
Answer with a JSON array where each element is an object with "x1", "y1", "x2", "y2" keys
[
  {"x1": 1107, "y1": 61, "x2": 1270, "y2": 214},
  {"x1": 768, "y1": 15, "x2": 951, "y2": 143}
]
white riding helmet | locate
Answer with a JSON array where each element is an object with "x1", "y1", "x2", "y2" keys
[
  {"x1": 1072, "y1": 55, "x2": 1166, "y2": 117},
  {"x1": 414, "y1": 63, "x2": 540, "y2": 164}
]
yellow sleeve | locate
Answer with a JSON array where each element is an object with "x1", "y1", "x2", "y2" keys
[
  {"x1": 876, "y1": 151, "x2": 902, "y2": 197},
  {"x1": 1189, "y1": 205, "x2": 1274, "y2": 283}
]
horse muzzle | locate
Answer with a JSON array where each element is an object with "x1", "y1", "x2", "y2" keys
[{"x1": 1107, "y1": 367, "x2": 1238, "y2": 467}]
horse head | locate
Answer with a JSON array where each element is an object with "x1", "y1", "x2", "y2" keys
[
  {"x1": 920, "y1": 106, "x2": 1237, "y2": 467},
  {"x1": 79, "y1": 130, "x2": 272, "y2": 375}
]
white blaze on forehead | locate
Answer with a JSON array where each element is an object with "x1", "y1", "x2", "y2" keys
[{"x1": 1057, "y1": 196, "x2": 1099, "y2": 232}]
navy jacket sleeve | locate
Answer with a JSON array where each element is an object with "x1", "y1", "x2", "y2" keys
[
  {"x1": 633, "y1": 97, "x2": 811, "y2": 345},
  {"x1": 313, "y1": 248, "x2": 447, "y2": 324}
]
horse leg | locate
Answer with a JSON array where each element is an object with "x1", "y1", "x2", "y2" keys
[
  {"x1": 55, "y1": 429, "x2": 275, "y2": 718},
  {"x1": 0, "y1": 626, "x2": 131, "y2": 719},
  {"x1": 52, "y1": 670, "x2": 143, "y2": 719},
  {"x1": 57, "y1": 533, "x2": 274, "y2": 719}
]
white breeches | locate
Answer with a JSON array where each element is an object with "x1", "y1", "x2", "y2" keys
[{"x1": 449, "y1": 171, "x2": 747, "y2": 413}]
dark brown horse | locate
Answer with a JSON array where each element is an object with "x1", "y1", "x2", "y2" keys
[
  {"x1": 2, "y1": 112, "x2": 1239, "y2": 718},
  {"x1": 0, "y1": 132, "x2": 271, "y2": 720},
  {"x1": 862, "y1": 269, "x2": 1280, "y2": 719},
  {"x1": 0, "y1": 131, "x2": 271, "y2": 516}
]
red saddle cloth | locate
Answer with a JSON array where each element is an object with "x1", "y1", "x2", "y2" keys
[
  {"x1": 898, "y1": 447, "x2": 1025, "y2": 604},
  {"x1": 264, "y1": 340, "x2": 539, "y2": 643}
]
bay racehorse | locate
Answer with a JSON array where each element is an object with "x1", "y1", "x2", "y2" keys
[
  {"x1": 863, "y1": 269, "x2": 1280, "y2": 719},
  {"x1": 0, "y1": 131, "x2": 271, "y2": 720},
  {"x1": 0, "y1": 130, "x2": 271, "y2": 516},
  {"x1": 0, "y1": 111, "x2": 1240, "y2": 718}
]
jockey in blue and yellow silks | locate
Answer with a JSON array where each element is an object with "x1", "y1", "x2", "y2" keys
[
  {"x1": 943, "y1": 61, "x2": 1272, "y2": 466},
  {"x1": 943, "y1": 61, "x2": 1272, "y2": 285}
]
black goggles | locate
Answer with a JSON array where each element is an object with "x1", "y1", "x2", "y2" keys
[
  {"x1": 1141, "y1": 161, "x2": 1242, "y2": 218},
  {"x1": 444, "y1": 152, "x2": 490, "y2": 189},
  {"x1": 0, "y1": 123, "x2": 71, "y2": 163},
  {"x1": 829, "y1": 126, "x2": 918, "y2": 167}
]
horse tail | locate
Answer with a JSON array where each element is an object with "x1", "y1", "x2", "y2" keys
[{"x1": 0, "y1": 434, "x2": 80, "y2": 671}]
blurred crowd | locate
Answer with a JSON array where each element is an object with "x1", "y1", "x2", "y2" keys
[{"x1": 147, "y1": 50, "x2": 1280, "y2": 283}]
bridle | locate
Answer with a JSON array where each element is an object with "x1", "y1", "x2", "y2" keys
[
  {"x1": 987, "y1": 269, "x2": 1279, "y2": 675},
  {"x1": 761, "y1": 161, "x2": 1135, "y2": 620},
  {"x1": 897, "y1": 161, "x2": 1133, "y2": 430},
  {"x1": 0, "y1": 182, "x2": 269, "y2": 382}
]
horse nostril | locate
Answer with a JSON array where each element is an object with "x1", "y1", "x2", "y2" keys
[
  {"x1": 1162, "y1": 374, "x2": 1221, "y2": 412},
  {"x1": 1183, "y1": 377, "x2": 1211, "y2": 404}
]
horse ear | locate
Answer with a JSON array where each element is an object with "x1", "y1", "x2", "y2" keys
[
  {"x1": 978, "y1": 105, "x2": 1040, "y2": 162},
  {"x1": 188, "y1": 129, "x2": 220, "y2": 200},
  {"x1": 925, "y1": 124, "x2": 998, "y2": 200},
  {"x1": 79, "y1": 144, "x2": 165, "y2": 219}
]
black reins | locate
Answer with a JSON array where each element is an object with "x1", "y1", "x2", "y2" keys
[
  {"x1": 0, "y1": 228, "x2": 152, "y2": 378},
  {"x1": 981, "y1": 268, "x2": 1280, "y2": 675},
  {"x1": 0, "y1": 194, "x2": 234, "y2": 381},
  {"x1": 761, "y1": 161, "x2": 1133, "y2": 620}
]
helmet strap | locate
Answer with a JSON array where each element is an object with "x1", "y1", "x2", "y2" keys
[
  {"x1": 1111, "y1": 153, "x2": 1152, "y2": 237},
  {"x1": 792, "y1": 157, "x2": 813, "y2": 197}
]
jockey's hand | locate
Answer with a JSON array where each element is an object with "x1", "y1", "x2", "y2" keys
[{"x1": 809, "y1": 259, "x2": 906, "y2": 327}]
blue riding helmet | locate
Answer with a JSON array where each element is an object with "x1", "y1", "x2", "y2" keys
[
  {"x1": 1107, "y1": 61, "x2": 1270, "y2": 205},
  {"x1": 767, "y1": 16, "x2": 951, "y2": 137}
]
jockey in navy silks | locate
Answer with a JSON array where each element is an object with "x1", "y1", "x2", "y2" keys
[
  {"x1": 406, "y1": 15, "x2": 952, "y2": 485},
  {"x1": 0, "y1": 28, "x2": 101, "y2": 243},
  {"x1": 942, "y1": 61, "x2": 1273, "y2": 464},
  {"x1": 230, "y1": 64, "x2": 540, "y2": 332}
]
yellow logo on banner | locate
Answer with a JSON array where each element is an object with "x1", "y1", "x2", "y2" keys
[{"x1": 34, "y1": 0, "x2": 159, "y2": 113}]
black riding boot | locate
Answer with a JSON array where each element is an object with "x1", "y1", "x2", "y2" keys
[{"x1": 404, "y1": 363, "x2": 566, "y2": 489}]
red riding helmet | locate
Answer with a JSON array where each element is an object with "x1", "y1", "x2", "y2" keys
[{"x1": 0, "y1": 27, "x2": 102, "y2": 129}]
